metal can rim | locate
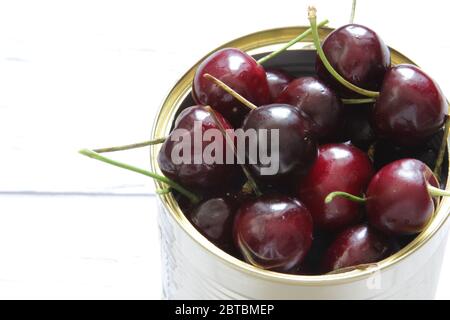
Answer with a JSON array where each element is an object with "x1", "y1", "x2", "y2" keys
[{"x1": 150, "y1": 26, "x2": 450, "y2": 286}]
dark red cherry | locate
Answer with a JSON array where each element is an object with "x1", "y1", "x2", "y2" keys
[
  {"x1": 187, "y1": 189, "x2": 255, "y2": 258},
  {"x1": 157, "y1": 105, "x2": 242, "y2": 192},
  {"x1": 316, "y1": 24, "x2": 390, "y2": 97},
  {"x1": 343, "y1": 104, "x2": 376, "y2": 150},
  {"x1": 233, "y1": 194, "x2": 313, "y2": 272},
  {"x1": 321, "y1": 224, "x2": 391, "y2": 273},
  {"x1": 276, "y1": 76, "x2": 342, "y2": 140},
  {"x1": 193, "y1": 48, "x2": 271, "y2": 127},
  {"x1": 241, "y1": 103, "x2": 318, "y2": 184},
  {"x1": 265, "y1": 69, "x2": 293, "y2": 101},
  {"x1": 371, "y1": 64, "x2": 448, "y2": 146},
  {"x1": 366, "y1": 159, "x2": 439, "y2": 235},
  {"x1": 189, "y1": 197, "x2": 235, "y2": 252},
  {"x1": 297, "y1": 143, "x2": 374, "y2": 231}
]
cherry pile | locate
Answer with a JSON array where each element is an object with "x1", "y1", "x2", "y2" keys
[{"x1": 80, "y1": 5, "x2": 450, "y2": 275}]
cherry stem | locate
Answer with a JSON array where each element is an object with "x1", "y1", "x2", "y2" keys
[
  {"x1": 79, "y1": 148, "x2": 201, "y2": 204},
  {"x1": 434, "y1": 114, "x2": 450, "y2": 179},
  {"x1": 308, "y1": 6, "x2": 380, "y2": 98},
  {"x1": 341, "y1": 98, "x2": 377, "y2": 105},
  {"x1": 203, "y1": 74, "x2": 258, "y2": 110},
  {"x1": 325, "y1": 191, "x2": 366, "y2": 204},
  {"x1": 93, "y1": 138, "x2": 166, "y2": 153},
  {"x1": 427, "y1": 184, "x2": 450, "y2": 198},
  {"x1": 156, "y1": 188, "x2": 171, "y2": 195},
  {"x1": 256, "y1": 19, "x2": 329, "y2": 65},
  {"x1": 350, "y1": 0, "x2": 357, "y2": 24},
  {"x1": 204, "y1": 106, "x2": 262, "y2": 197}
]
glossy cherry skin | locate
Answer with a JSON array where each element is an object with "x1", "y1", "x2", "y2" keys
[
  {"x1": 233, "y1": 194, "x2": 313, "y2": 272},
  {"x1": 372, "y1": 64, "x2": 448, "y2": 147},
  {"x1": 366, "y1": 159, "x2": 439, "y2": 235},
  {"x1": 276, "y1": 76, "x2": 342, "y2": 140},
  {"x1": 157, "y1": 105, "x2": 242, "y2": 192},
  {"x1": 316, "y1": 24, "x2": 390, "y2": 97},
  {"x1": 193, "y1": 48, "x2": 271, "y2": 127},
  {"x1": 297, "y1": 144, "x2": 374, "y2": 232},
  {"x1": 241, "y1": 103, "x2": 317, "y2": 184},
  {"x1": 189, "y1": 197, "x2": 235, "y2": 252},
  {"x1": 321, "y1": 224, "x2": 391, "y2": 273},
  {"x1": 265, "y1": 69, "x2": 293, "y2": 101}
]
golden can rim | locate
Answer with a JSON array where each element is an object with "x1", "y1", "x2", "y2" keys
[{"x1": 150, "y1": 26, "x2": 450, "y2": 286}]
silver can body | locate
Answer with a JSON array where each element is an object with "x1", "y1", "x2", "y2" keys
[{"x1": 159, "y1": 202, "x2": 449, "y2": 299}]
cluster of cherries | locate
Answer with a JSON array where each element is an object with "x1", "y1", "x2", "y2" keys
[{"x1": 81, "y1": 7, "x2": 450, "y2": 275}]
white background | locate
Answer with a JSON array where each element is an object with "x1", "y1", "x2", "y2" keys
[{"x1": 0, "y1": 0, "x2": 449, "y2": 299}]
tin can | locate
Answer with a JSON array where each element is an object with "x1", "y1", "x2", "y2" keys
[{"x1": 150, "y1": 27, "x2": 450, "y2": 299}]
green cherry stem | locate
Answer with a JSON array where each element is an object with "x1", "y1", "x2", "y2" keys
[
  {"x1": 341, "y1": 98, "x2": 377, "y2": 105},
  {"x1": 204, "y1": 106, "x2": 262, "y2": 197},
  {"x1": 350, "y1": 0, "x2": 357, "y2": 24},
  {"x1": 325, "y1": 191, "x2": 366, "y2": 204},
  {"x1": 79, "y1": 148, "x2": 201, "y2": 204},
  {"x1": 427, "y1": 184, "x2": 450, "y2": 198},
  {"x1": 257, "y1": 19, "x2": 329, "y2": 65},
  {"x1": 326, "y1": 185, "x2": 450, "y2": 204},
  {"x1": 204, "y1": 74, "x2": 258, "y2": 110},
  {"x1": 434, "y1": 114, "x2": 450, "y2": 179},
  {"x1": 156, "y1": 188, "x2": 171, "y2": 195},
  {"x1": 308, "y1": 6, "x2": 380, "y2": 98},
  {"x1": 93, "y1": 138, "x2": 166, "y2": 153}
]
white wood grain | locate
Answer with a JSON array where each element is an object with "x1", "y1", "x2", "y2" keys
[{"x1": 0, "y1": 194, "x2": 161, "y2": 299}]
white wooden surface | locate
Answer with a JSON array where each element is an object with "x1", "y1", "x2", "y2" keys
[{"x1": 0, "y1": 0, "x2": 449, "y2": 299}]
